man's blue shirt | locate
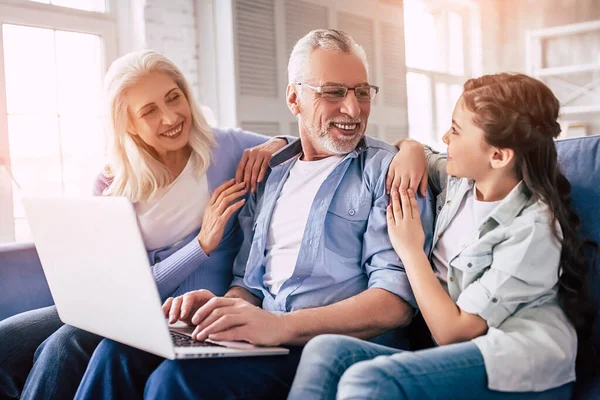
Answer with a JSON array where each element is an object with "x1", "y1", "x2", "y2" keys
[{"x1": 231, "y1": 136, "x2": 434, "y2": 319}]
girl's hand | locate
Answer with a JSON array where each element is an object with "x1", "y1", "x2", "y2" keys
[
  {"x1": 387, "y1": 188, "x2": 425, "y2": 261},
  {"x1": 235, "y1": 138, "x2": 287, "y2": 193},
  {"x1": 386, "y1": 139, "x2": 428, "y2": 197},
  {"x1": 197, "y1": 179, "x2": 247, "y2": 254}
]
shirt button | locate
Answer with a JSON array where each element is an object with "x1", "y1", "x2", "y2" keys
[
  {"x1": 449, "y1": 277, "x2": 455, "y2": 282},
  {"x1": 437, "y1": 206, "x2": 442, "y2": 211},
  {"x1": 446, "y1": 200, "x2": 451, "y2": 205},
  {"x1": 491, "y1": 297, "x2": 498, "y2": 303},
  {"x1": 348, "y1": 209, "x2": 355, "y2": 216},
  {"x1": 467, "y1": 262, "x2": 472, "y2": 268}
]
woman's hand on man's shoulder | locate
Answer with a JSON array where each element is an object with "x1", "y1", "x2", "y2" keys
[{"x1": 235, "y1": 138, "x2": 287, "y2": 193}]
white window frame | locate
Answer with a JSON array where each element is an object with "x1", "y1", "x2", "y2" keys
[
  {"x1": 0, "y1": 0, "x2": 118, "y2": 242},
  {"x1": 526, "y1": 20, "x2": 600, "y2": 116},
  {"x1": 405, "y1": 0, "x2": 481, "y2": 146}
]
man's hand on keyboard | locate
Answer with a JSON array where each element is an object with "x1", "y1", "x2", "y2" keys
[
  {"x1": 162, "y1": 290, "x2": 216, "y2": 325},
  {"x1": 187, "y1": 297, "x2": 290, "y2": 347}
]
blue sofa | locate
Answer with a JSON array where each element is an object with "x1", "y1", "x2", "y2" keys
[{"x1": 1, "y1": 135, "x2": 599, "y2": 398}]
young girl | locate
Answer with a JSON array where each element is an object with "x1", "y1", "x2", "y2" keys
[{"x1": 287, "y1": 73, "x2": 595, "y2": 399}]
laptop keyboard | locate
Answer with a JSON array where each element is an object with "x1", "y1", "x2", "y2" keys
[{"x1": 170, "y1": 331, "x2": 218, "y2": 348}]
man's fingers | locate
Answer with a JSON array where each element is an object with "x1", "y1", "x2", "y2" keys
[
  {"x1": 162, "y1": 297, "x2": 173, "y2": 318},
  {"x1": 191, "y1": 306, "x2": 240, "y2": 339},
  {"x1": 207, "y1": 326, "x2": 245, "y2": 342},
  {"x1": 180, "y1": 293, "x2": 204, "y2": 321},
  {"x1": 194, "y1": 313, "x2": 245, "y2": 341},
  {"x1": 190, "y1": 297, "x2": 237, "y2": 326},
  {"x1": 169, "y1": 296, "x2": 183, "y2": 323},
  {"x1": 179, "y1": 294, "x2": 195, "y2": 321},
  {"x1": 174, "y1": 290, "x2": 217, "y2": 323}
]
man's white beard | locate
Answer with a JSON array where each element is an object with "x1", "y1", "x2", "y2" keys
[{"x1": 300, "y1": 117, "x2": 364, "y2": 155}]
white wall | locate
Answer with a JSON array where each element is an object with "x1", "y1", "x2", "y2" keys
[
  {"x1": 144, "y1": 0, "x2": 200, "y2": 95},
  {"x1": 118, "y1": 0, "x2": 202, "y2": 99}
]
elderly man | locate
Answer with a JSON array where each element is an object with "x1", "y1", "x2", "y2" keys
[{"x1": 74, "y1": 29, "x2": 433, "y2": 399}]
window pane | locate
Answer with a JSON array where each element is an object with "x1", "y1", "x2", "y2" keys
[
  {"x1": 404, "y1": 1, "x2": 437, "y2": 71},
  {"x1": 25, "y1": 0, "x2": 106, "y2": 12},
  {"x1": 406, "y1": 72, "x2": 433, "y2": 144},
  {"x1": 52, "y1": 0, "x2": 106, "y2": 13},
  {"x1": 3, "y1": 22, "x2": 106, "y2": 242},
  {"x1": 448, "y1": 12, "x2": 464, "y2": 76},
  {"x1": 60, "y1": 116, "x2": 106, "y2": 196},
  {"x1": 7, "y1": 115, "x2": 62, "y2": 194},
  {"x1": 435, "y1": 83, "x2": 463, "y2": 149},
  {"x1": 3, "y1": 25, "x2": 57, "y2": 115},
  {"x1": 9, "y1": 115, "x2": 63, "y2": 224},
  {"x1": 56, "y1": 31, "x2": 103, "y2": 115}
]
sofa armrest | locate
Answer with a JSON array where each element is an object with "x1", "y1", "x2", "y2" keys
[{"x1": 0, "y1": 242, "x2": 54, "y2": 321}]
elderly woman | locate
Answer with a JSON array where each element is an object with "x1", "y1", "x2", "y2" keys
[{"x1": 0, "y1": 50, "x2": 287, "y2": 400}]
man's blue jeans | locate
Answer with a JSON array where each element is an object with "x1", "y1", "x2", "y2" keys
[
  {"x1": 0, "y1": 306, "x2": 102, "y2": 400},
  {"x1": 287, "y1": 334, "x2": 574, "y2": 400},
  {"x1": 75, "y1": 338, "x2": 304, "y2": 400}
]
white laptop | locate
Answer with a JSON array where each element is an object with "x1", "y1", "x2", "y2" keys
[{"x1": 21, "y1": 195, "x2": 289, "y2": 360}]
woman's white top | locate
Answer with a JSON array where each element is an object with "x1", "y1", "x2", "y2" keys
[{"x1": 136, "y1": 157, "x2": 210, "y2": 251}]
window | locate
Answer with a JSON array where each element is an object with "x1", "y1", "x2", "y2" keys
[
  {"x1": 0, "y1": 0, "x2": 117, "y2": 242},
  {"x1": 403, "y1": 0, "x2": 481, "y2": 150},
  {"x1": 26, "y1": 0, "x2": 106, "y2": 13}
]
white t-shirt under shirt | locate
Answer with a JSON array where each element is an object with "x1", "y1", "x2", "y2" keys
[
  {"x1": 432, "y1": 185, "x2": 502, "y2": 283},
  {"x1": 263, "y1": 155, "x2": 344, "y2": 295},
  {"x1": 136, "y1": 156, "x2": 210, "y2": 251}
]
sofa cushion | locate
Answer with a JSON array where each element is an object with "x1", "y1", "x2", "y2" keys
[
  {"x1": 556, "y1": 135, "x2": 600, "y2": 349},
  {"x1": 556, "y1": 135, "x2": 600, "y2": 400},
  {"x1": 0, "y1": 242, "x2": 53, "y2": 321}
]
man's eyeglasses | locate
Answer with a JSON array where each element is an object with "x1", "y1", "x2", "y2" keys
[{"x1": 295, "y1": 83, "x2": 379, "y2": 102}]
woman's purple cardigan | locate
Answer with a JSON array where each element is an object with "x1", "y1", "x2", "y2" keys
[{"x1": 93, "y1": 128, "x2": 270, "y2": 300}]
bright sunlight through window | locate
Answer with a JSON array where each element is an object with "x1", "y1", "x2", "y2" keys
[
  {"x1": 2, "y1": 24, "x2": 105, "y2": 241},
  {"x1": 404, "y1": 0, "x2": 471, "y2": 150}
]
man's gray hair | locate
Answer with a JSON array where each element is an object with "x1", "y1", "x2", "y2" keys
[{"x1": 287, "y1": 29, "x2": 369, "y2": 84}]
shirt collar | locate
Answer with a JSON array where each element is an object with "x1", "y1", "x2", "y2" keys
[
  {"x1": 269, "y1": 137, "x2": 368, "y2": 168},
  {"x1": 482, "y1": 180, "x2": 532, "y2": 226}
]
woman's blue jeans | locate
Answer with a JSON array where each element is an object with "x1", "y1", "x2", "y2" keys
[
  {"x1": 0, "y1": 306, "x2": 102, "y2": 400},
  {"x1": 287, "y1": 334, "x2": 574, "y2": 400}
]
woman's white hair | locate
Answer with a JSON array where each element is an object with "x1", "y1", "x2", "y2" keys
[
  {"x1": 102, "y1": 49, "x2": 215, "y2": 202},
  {"x1": 287, "y1": 29, "x2": 369, "y2": 84}
]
